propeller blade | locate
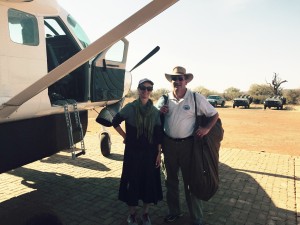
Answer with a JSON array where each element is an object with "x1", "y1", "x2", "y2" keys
[
  {"x1": 130, "y1": 46, "x2": 160, "y2": 72},
  {"x1": 0, "y1": 0, "x2": 179, "y2": 118}
]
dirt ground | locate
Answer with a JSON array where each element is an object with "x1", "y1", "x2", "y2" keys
[
  {"x1": 216, "y1": 103, "x2": 300, "y2": 156},
  {"x1": 88, "y1": 100, "x2": 300, "y2": 156}
]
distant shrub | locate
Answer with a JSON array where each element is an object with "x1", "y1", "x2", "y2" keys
[
  {"x1": 151, "y1": 88, "x2": 169, "y2": 100},
  {"x1": 283, "y1": 89, "x2": 300, "y2": 104}
]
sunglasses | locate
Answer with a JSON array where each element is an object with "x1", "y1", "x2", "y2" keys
[
  {"x1": 171, "y1": 76, "x2": 185, "y2": 81},
  {"x1": 139, "y1": 85, "x2": 153, "y2": 91}
]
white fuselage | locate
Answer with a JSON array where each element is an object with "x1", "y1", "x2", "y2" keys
[{"x1": 0, "y1": 0, "x2": 131, "y2": 123}]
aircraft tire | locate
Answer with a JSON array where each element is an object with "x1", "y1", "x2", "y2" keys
[{"x1": 100, "y1": 132, "x2": 111, "y2": 157}]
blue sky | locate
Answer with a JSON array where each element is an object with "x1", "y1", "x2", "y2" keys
[{"x1": 58, "y1": 0, "x2": 300, "y2": 93}]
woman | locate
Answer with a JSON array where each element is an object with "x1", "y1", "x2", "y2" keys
[{"x1": 112, "y1": 78, "x2": 163, "y2": 225}]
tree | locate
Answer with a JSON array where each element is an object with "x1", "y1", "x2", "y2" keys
[
  {"x1": 151, "y1": 88, "x2": 169, "y2": 100},
  {"x1": 127, "y1": 88, "x2": 169, "y2": 101},
  {"x1": 126, "y1": 90, "x2": 138, "y2": 98},
  {"x1": 283, "y1": 89, "x2": 300, "y2": 104},
  {"x1": 224, "y1": 87, "x2": 242, "y2": 100},
  {"x1": 266, "y1": 72, "x2": 287, "y2": 96},
  {"x1": 192, "y1": 86, "x2": 217, "y2": 97},
  {"x1": 248, "y1": 84, "x2": 273, "y2": 103}
]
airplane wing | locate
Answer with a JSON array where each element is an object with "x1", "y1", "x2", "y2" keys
[{"x1": 0, "y1": 0, "x2": 179, "y2": 118}]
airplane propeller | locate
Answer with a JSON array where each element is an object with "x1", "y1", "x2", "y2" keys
[{"x1": 130, "y1": 46, "x2": 160, "y2": 72}]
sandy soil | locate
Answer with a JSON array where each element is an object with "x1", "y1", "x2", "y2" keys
[
  {"x1": 216, "y1": 104, "x2": 300, "y2": 156},
  {"x1": 88, "y1": 100, "x2": 300, "y2": 156}
]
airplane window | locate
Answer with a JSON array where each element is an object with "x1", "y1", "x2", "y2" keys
[
  {"x1": 67, "y1": 15, "x2": 90, "y2": 48},
  {"x1": 44, "y1": 18, "x2": 66, "y2": 36},
  {"x1": 106, "y1": 40, "x2": 125, "y2": 62},
  {"x1": 8, "y1": 9, "x2": 39, "y2": 46}
]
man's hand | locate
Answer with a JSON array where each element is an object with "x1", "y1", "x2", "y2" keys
[
  {"x1": 160, "y1": 105, "x2": 169, "y2": 114},
  {"x1": 195, "y1": 126, "x2": 209, "y2": 138}
]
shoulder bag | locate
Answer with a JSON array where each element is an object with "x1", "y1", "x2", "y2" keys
[{"x1": 189, "y1": 93, "x2": 224, "y2": 201}]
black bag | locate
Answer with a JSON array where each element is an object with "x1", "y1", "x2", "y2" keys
[{"x1": 189, "y1": 93, "x2": 224, "y2": 201}]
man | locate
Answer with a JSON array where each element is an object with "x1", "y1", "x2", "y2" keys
[{"x1": 156, "y1": 66, "x2": 219, "y2": 225}]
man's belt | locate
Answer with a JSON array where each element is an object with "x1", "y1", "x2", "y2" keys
[{"x1": 164, "y1": 134, "x2": 193, "y2": 142}]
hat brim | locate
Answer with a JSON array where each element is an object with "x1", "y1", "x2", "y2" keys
[
  {"x1": 138, "y1": 78, "x2": 154, "y2": 86},
  {"x1": 165, "y1": 73, "x2": 193, "y2": 83}
]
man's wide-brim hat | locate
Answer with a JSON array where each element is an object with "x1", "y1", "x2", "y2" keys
[{"x1": 165, "y1": 66, "x2": 193, "y2": 83}]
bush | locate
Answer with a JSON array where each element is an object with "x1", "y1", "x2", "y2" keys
[
  {"x1": 127, "y1": 88, "x2": 170, "y2": 101},
  {"x1": 151, "y1": 88, "x2": 169, "y2": 100},
  {"x1": 283, "y1": 89, "x2": 300, "y2": 104},
  {"x1": 126, "y1": 90, "x2": 138, "y2": 99},
  {"x1": 224, "y1": 87, "x2": 242, "y2": 101}
]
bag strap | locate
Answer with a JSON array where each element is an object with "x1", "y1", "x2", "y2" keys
[
  {"x1": 193, "y1": 92, "x2": 200, "y2": 124},
  {"x1": 163, "y1": 94, "x2": 168, "y2": 105},
  {"x1": 193, "y1": 92, "x2": 197, "y2": 116},
  {"x1": 193, "y1": 92, "x2": 198, "y2": 133},
  {"x1": 193, "y1": 92, "x2": 206, "y2": 172}
]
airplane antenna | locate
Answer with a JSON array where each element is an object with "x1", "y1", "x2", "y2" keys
[{"x1": 130, "y1": 46, "x2": 160, "y2": 72}]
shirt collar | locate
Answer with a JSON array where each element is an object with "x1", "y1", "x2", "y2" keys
[{"x1": 169, "y1": 89, "x2": 191, "y2": 100}]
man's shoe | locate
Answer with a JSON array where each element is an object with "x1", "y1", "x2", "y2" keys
[
  {"x1": 127, "y1": 214, "x2": 138, "y2": 225},
  {"x1": 164, "y1": 213, "x2": 183, "y2": 223},
  {"x1": 141, "y1": 213, "x2": 151, "y2": 225}
]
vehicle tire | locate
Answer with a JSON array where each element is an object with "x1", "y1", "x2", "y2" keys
[
  {"x1": 233, "y1": 105, "x2": 236, "y2": 108},
  {"x1": 221, "y1": 101, "x2": 225, "y2": 107},
  {"x1": 100, "y1": 132, "x2": 111, "y2": 157},
  {"x1": 264, "y1": 105, "x2": 267, "y2": 109}
]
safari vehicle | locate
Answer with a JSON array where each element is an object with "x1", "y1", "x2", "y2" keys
[
  {"x1": 207, "y1": 95, "x2": 226, "y2": 107},
  {"x1": 264, "y1": 96, "x2": 286, "y2": 110},
  {"x1": 0, "y1": 0, "x2": 178, "y2": 173},
  {"x1": 233, "y1": 95, "x2": 253, "y2": 109}
]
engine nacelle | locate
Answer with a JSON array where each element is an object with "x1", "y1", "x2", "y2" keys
[{"x1": 96, "y1": 97, "x2": 125, "y2": 127}]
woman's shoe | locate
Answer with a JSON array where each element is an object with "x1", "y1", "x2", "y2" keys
[
  {"x1": 127, "y1": 214, "x2": 138, "y2": 225},
  {"x1": 141, "y1": 213, "x2": 151, "y2": 225}
]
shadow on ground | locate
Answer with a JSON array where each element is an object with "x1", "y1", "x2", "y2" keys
[{"x1": 0, "y1": 160, "x2": 296, "y2": 225}]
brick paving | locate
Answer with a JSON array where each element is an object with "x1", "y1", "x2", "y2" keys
[{"x1": 0, "y1": 123, "x2": 299, "y2": 225}]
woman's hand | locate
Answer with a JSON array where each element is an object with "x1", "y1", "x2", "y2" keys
[{"x1": 155, "y1": 152, "x2": 161, "y2": 168}]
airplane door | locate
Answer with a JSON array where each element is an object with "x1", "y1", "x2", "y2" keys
[
  {"x1": 90, "y1": 39, "x2": 129, "y2": 102},
  {"x1": 44, "y1": 17, "x2": 89, "y2": 105}
]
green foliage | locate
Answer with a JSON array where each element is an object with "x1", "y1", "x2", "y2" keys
[
  {"x1": 192, "y1": 86, "x2": 218, "y2": 97},
  {"x1": 248, "y1": 84, "x2": 273, "y2": 104},
  {"x1": 128, "y1": 88, "x2": 169, "y2": 101},
  {"x1": 151, "y1": 88, "x2": 169, "y2": 100},
  {"x1": 126, "y1": 90, "x2": 138, "y2": 98},
  {"x1": 224, "y1": 87, "x2": 242, "y2": 100},
  {"x1": 127, "y1": 84, "x2": 300, "y2": 105},
  {"x1": 283, "y1": 89, "x2": 300, "y2": 104}
]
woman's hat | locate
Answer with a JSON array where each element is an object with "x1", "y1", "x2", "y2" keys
[
  {"x1": 165, "y1": 66, "x2": 193, "y2": 83},
  {"x1": 138, "y1": 78, "x2": 154, "y2": 86}
]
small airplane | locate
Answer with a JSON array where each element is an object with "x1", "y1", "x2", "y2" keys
[{"x1": 0, "y1": 0, "x2": 179, "y2": 173}]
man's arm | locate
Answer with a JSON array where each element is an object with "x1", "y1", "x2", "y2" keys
[{"x1": 195, "y1": 112, "x2": 219, "y2": 138}]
